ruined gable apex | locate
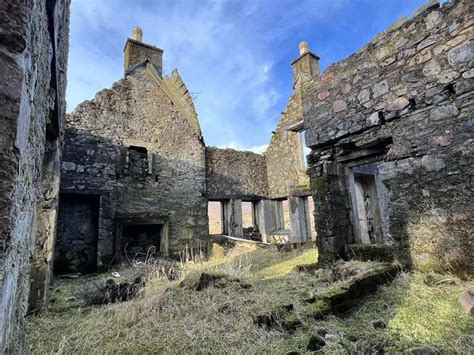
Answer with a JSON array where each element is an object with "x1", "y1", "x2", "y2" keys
[{"x1": 146, "y1": 64, "x2": 203, "y2": 139}]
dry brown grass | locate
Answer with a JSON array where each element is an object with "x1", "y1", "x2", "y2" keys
[{"x1": 26, "y1": 246, "x2": 473, "y2": 354}]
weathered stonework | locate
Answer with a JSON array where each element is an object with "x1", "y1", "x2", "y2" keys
[
  {"x1": 0, "y1": 0, "x2": 70, "y2": 351},
  {"x1": 2, "y1": 4, "x2": 470, "y2": 348},
  {"x1": 60, "y1": 36, "x2": 208, "y2": 270},
  {"x1": 206, "y1": 147, "x2": 268, "y2": 200},
  {"x1": 265, "y1": 90, "x2": 310, "y2": 198},
  {"x1": 302, "y1": 0, "x2": 473, "y2": 275},
  {"x1": 203, "y1": 43, "x2": 319, "y2": 244}
]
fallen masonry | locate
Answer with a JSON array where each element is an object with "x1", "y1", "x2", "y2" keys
[{"x1": 256, "y1": 261, "x2": 401, "y2": 329}]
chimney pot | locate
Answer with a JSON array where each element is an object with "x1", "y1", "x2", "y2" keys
[
  {"x1": 132, "y1": 27, "x2": 143, "y2": 42},
  {"x1": 291, "y1": 41, "x2": 320, "y2": 89},
  {"x1": 299, "y1": 41, "x2": 309, "y2": 55}
]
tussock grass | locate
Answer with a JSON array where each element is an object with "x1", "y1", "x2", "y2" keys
[{"x1": 26, "y1": 246, "x2": 473, "y2": 354}]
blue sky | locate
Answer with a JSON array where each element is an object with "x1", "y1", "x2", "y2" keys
[{"x1": 68, "y1": 0, "x2": 427, "y2": 152}]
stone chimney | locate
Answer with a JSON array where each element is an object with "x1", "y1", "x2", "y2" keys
[
  {"x1": 291, "y1": 41, "x2": 320, "y2": 87},
  {"x1": 124, "y1": 27, "x2": 163, "y2": 75}
]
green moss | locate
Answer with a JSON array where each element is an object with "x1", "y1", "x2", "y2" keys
[
  {"x1": 26, "y1": 248, "x2": 474, "y2": 354},
  {"x1": 256, "y1": 249, "x2": 318, "y2": 279},
  {"x1": 306, "y1": 299, "x2": 331, "y2": 317},
  {"x1": 311, "y1": 175, "x2": 327, "y2": 193}
]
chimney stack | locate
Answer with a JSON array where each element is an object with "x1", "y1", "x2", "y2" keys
[
  {"x1": 291, "y1": 41, "x2": 320, "y2": 88},
  {"x1": 124, "y1": 27, "x2": 163, "y2": 76}
]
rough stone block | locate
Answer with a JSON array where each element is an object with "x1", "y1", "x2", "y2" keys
[
  {"x1": 458, "y1": 291, "x2": 474, "y2": 314},
  {"x1": 333, "y1": 100, "x2": 347, "y2": 113},
  {"x1": 408, "y1": 48, "x2": 432, "y2": 66},
  {"x1": 437, "y1": 70, "x2": 459, "y2": 84},
  {"x1": 373, "y1": 80, "x2": 389, "y2": 98},
  {"x1": 423, "y1": 59, "x2": 441, "y2": 76},
  {"x1": 358, "y1": 89, "x2": 371, "y2": 103},
  {"x1": 386, "y1": 97, "x2": 410, "y2": 111},
  {"x1": 317, "y1": 91, "x2": 331, "y2": 101},
  {"x1": 429, "y1": 103, "x2": 459, "y2": 121},
  {"x1": 448, "y1": 41, "x2": 474, "y2": 66}
]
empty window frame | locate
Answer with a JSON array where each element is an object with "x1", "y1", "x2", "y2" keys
[
  {"x1": 275, "y1": 198, "x2": 291, "y2": 231},
  {"x1": 349, "y1": 163, "x2": 385, "y2": 245},
  {"x1": 208, "y1": 201, "x2": 224, "y2": 234},
  {"x1": 127, "y1": 146, "x2": 148, "y2": 175},
  {"x1": 307, "y1": 195, "x2": 317, "y2": 240},
  {"x1": 299, "y1": 130, "x2": 311, "y2": 167},
  {"x1": 241, "y1": 201, "x2": 256, "y2": 228}
]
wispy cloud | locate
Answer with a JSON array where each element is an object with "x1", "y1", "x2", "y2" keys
[
  {"x1": 217, "y1": 142, "x2": 268, "y2": 155},
  {"x1": 68, "y1": 0, "x2": 427, "y2": 149}
]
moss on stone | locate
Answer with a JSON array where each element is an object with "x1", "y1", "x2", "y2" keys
[{"x1": 311, "y1": 175, "x2": 327, "y2": 193}]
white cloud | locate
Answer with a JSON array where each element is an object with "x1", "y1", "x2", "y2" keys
[
  {"x1": 217, "y1": 142, "x2": 268, "y2": 155},
  {"x1": 69, "y1": 0, "x2": 393, "y2": 150}
]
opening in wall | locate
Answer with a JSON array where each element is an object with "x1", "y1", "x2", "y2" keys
[
  {"x1": 348, "y1": 163, "x2": 386, "y2": 244},
  {"x1": 241, "y1": 201, "x2": 254, "y2": 228},
  {"x1": 242, "y1": 201, "x2": 261, "y2": 240},
  {"x1": 208, "y1": 201, "x2": 224, "y2": 234},
  {"x1": 127, "y1": 145, "x2": 148, "y2": 175},
  {"x1": 121, "y1": 224, "x2": 162, "y2": 259},
  {"x1": 275, "y1": 199, "x2": 291, "y2": 231},
  {"x1": 282, "y1": 199, "x2": 291, "y2": 230},
  {"x1": 299, "y1": 130, "x2": 310, "y2": 167},
  {"x1": 54, "y1": 194, "x2": 100, "y2": 275}
]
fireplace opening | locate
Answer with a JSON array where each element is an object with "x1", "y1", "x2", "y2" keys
[{"x1": 121, "y1": 224, "x2": 162, "y2": 259}]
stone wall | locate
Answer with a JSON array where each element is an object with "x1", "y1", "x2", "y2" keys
[
  {"x1": 0, "y1": 0, "x2": 70, "y2": 351},
  {"x1": 302, "y1": 0, "x2": 473, "y2": 275},
  {"x1": 62, "y1": 60, "x2": 208, "y2": 264},
  {"x1": 265, "y1": 91, "x2": 311, "y2": 198},
  {"x1": 206, "y1": 147, "x2": 268, "y2": 199}
]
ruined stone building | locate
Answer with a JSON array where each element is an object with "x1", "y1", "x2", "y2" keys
[
  {"x1": 0, "y1": 0, "x2": 70, "y2": 352},
  {"x1": 206, "y1": 42, "x2": 319, "y2": 244},
  {"x1": 302, "y1": 0, "x2": 473, "y2": 276},
  {"x1": 0, "y1": 0, "x2": 473, "y2": 352},
  {"x1": 53, "y1": 0, "x2": 474, "y2": 281},
  {"x1": 54, "y1": 23, "x2": 321, "y2": 277},
  {"x1": 57, "y1": 28, "x2": 208, "y2": 274}
]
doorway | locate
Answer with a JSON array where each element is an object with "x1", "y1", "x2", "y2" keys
[
  {"x1": 54, "y1": 194, "x2": 100, "y2": 275},
  {"x1": 351, "y1": 170, "x2": 383, "y2": 244}
]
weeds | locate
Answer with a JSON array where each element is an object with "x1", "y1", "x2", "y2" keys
[{"x1": 26, "y1": 246, "x2": 473, "y2": 354}]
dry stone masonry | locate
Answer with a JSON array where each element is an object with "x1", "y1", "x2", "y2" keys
[
  {"x1": 0, "y1": 0, "x2": 70, "y2": 351},
  {"x1": 60, "y1": 30, "x2": 209, "y2": 268},
  {"x1": 302, "y1": 0, "x2": 473, "y2": 275}
]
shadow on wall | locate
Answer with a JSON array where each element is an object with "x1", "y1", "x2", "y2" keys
[
  {"x1": 205, "y1": 147, "x2": 269, "y2": 200},
  {"x1": 386, "y1": 168, "x2": 473, "y2": 278},
  {"x1": 57, "y1": 128, "x2": 210, "y2": 273}
]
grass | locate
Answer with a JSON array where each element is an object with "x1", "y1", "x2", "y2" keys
[{"x1": 26, "y1": 245, "x2": 473, "y2": 354}]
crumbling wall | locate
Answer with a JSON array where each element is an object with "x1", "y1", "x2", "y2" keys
[
  {"x1": 0, "y1": 0, "x2": 70, "y2": 351},
  {"x1": 302, "y1": 0, "x2": 473, "y2": 275},
  {"x1": 265, "y1": 91, "x2": 310, "y2": 198},
  {"x1": 64, "y1": 63, "x2": 208, "y2": 261},
  {"x1": 59, "y1": 129, "x2": 121, "y2": 269},
  {"x1": 206, "y1": 147, "x2": 268, "y2": 199}
]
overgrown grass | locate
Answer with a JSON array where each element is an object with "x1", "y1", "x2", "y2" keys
[{"x1": 26, "y1": 246, "x2": 473, "y2": 354}]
